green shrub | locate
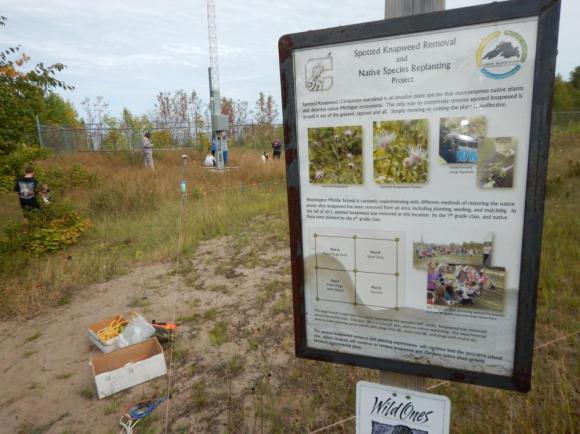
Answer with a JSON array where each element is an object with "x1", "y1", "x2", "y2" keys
[
  {"x1": 0, "y1": 174, "x2": 14, "y2": 192},
  {"x1": 197, "y1": 132, "x2": 210, "y2": 151},
  {"x1": 151, "y1": 130, "x2": 174, "y2": 148},
  {"x1": 0, "y1": 146, "x2": 52, "y2": 192},
  {"x1": 0, "y1": 201, "x2": 90, "y2": 255},
  {"x1": 43, "y1": 164, "x2": 98, "y2": 192}
]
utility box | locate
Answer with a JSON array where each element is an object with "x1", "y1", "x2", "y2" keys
[{"x1": 212, "y1": 114, "x2": 229, "y2": 132}]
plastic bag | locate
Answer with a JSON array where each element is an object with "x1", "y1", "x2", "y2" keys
[{"x1": 117, "y1": 314, "x2": 155, "y2": 348}]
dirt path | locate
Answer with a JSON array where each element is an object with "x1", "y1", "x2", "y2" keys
[{"x1": 0, "y1": 221, "x2": 295, "y2": 433}]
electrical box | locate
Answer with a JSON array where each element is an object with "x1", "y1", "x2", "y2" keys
[{"x1": 212, "y1": 114, "x2": 229, "y2": 132}]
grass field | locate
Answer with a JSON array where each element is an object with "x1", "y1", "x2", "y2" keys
[
  {"x1": 414, "y1": 254, "x2": 485, "y2": 268},
  {"x1": 0, "y1": 150, "x2": 286, "y2": 317},
  {"x1": 0, "y1": 137, "x2": 578, "y2": 433}
]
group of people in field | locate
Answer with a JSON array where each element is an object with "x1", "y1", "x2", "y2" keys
[
  {"x1": 426, "y1": 262, "x2": 496, "y2": 307},
  {"x1": 140, "y1": 131, "x2": 283, "y2": 169},
  {"x1": 416, "y1": 244, "x2": 477, "y2": 259},
  {"x1": 14, "y1": 132, "x2": 282, "y2": 214},
  {"x1": 203, "y1": 132, "x2": 229, "y2": 168},
  {"x1": 261, "y1": 139, "x2": 282, "y2": 162}
]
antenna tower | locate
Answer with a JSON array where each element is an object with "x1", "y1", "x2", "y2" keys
[
  {"x1": 207, "y1": 0, "x2": 228, "y2": 169},
  {"x1": 207, "y1": 0, "x2": 220, "y2": 100}
]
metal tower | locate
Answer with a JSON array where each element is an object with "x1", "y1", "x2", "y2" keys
[
  {"x1": 207, "y1": 0, "x2": 228, "y2": 169},
  {"x1": 207, "y1": 0, "x2": 220, "y2": 113}
]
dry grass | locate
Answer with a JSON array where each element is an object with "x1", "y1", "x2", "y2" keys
[{"x1": 0, "y1": 149, "x2": 286, "y2": 317}]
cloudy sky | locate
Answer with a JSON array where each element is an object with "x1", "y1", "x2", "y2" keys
[{"x1": 1, "y1": 0, "x2": 578, "y2": 119}]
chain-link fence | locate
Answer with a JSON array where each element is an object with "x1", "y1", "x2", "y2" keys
[
  {"x1": 37, "y1": 113, "x2": 578, "y2": 154},
  {"x1": 38, "y1": 123, "x2": 284, "y2": 154}
]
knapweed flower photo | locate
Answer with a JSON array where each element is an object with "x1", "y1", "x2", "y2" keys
[
  {"x1": 373, "y1": 119, "x2": 429, "y2": 184},
  {"x1": 308, "y1": 126, "x2": 363, "y2": 184}
]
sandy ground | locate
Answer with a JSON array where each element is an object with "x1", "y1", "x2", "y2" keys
[{"x1": 0, "y1": 223, "x2": 294, "y2": 434}]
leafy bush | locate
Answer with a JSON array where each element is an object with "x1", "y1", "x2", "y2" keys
[
  {"x1": 0, "y1": 145, "x2": 52, "y2": 192},
  {"x1": 43, "y1": 164, "x2": 98, "y2": 192},
  {"x1": 0, "y1": 174, "x2": 14, "y2": 192},
  {"x1": 0, "y1": 201, "x2": 90, "y2": 254},
  {"x1": 197, "y1": 132, "x2": 210, "y2": 151},
  {"x1": 151, "y1": 130, "x2": 174, "y2": 148}
]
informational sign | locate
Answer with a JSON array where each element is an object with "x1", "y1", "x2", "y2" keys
[
  {"x1": 356, "y1": 382, "x2": 450, "y2": 434},
  {"x1": 279, "y1": 0, "x2": 560, "y2": 391}
]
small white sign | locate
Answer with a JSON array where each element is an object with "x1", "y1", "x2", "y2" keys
[{"x1": 356, "y1": 381, "x2": 450, "y2": 434}]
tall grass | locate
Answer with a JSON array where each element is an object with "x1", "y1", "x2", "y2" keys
[{"x1": 0, "y1": 150, "x2": 286, "y2": 316}]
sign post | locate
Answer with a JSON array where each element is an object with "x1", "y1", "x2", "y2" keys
[
  {"x1": 279, "y1": 0, "x2": 560, "y2": 393},
  {"x1": 378, "y1": 0, "x2": 446, "y2": 393}
]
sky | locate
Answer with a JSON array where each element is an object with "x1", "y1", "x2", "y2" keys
[{"x1": 1, "y1": 0, "x2": 578, "y2": 120}]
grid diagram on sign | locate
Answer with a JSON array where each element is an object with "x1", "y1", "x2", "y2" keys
[{"x1": 313, "y1": 233, "x2": 400, "y2": 309}]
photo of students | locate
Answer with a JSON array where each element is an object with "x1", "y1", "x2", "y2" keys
[{"x1": 477, "y1": 137, "x2": 517, "y2": 188}]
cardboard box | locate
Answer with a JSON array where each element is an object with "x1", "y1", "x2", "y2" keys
[
  {"x1": 89, "y1": 337, "x2": 167, "y2": 399},
  {"x1": 87, "y1": 312, "x2": 136, "y2": 353}
]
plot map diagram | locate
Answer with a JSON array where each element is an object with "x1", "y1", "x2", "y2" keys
[{"x1": 311, "y1": 230, "x2": 404, "y2": 309}]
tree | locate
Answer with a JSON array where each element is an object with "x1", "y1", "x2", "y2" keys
[
  {"x1": 0, "y1": 16, "x2": 73, "y2": 154},
  {"x1": 39, "y1": 92, "x2": 80, "y2": 126},
  {"x1": 570, "y1": 66, "x2": 580, "y2": 91},
  {"x1": 552, "y1": 73, "x2": 580, "y2": 112},
  {"x1": 154, "y1": 91, "x2": 172, "y2": 128},
  {"x1": 81, "y1": 96, "x2": 109, "y2": 151},
  {"x1": 153, "y1": 89, "x2": 207, "y2": 147},
  {"x1": 253, "y1": 92, "x2": 279, "y2": 124},
  {"x1": 233, "y1": 100, "x2": 249, "y2": 125},
  {"x1": 221, "y1": 97, "x2": 235, "y2": 127}
]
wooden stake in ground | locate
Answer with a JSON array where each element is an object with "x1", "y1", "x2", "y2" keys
[{"x1": 378, "y1": 0, "x2": 446, "y2": 392}]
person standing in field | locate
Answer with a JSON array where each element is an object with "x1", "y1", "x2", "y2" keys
[
  {"x1": 14, "y1": 166, "x2": 40, "y2": 212},
  {"x1": 142, "y1": 131, "x2": 154, "y2": 169},
  {"x1": 271, "y1": 138, "x2": 282, "y2": 160},
  {"x1": 483, "y1": 243, "x2": 492, "y2": 266},
  {"x1": 210, "y1": 135, "x2": 217, "y2": 156},
  {"x1": 221, "y1": 132, "x2": 229, "y2": 166}
]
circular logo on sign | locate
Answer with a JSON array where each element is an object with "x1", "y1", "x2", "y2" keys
[{"x1": 476, "y1": 30, "x2": 527, "y2": 79}]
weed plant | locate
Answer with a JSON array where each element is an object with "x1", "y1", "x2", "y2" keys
[
  {"x1": 308, "y1": 126, "x2": 363, "y2": 184},
  {"x1": 374, "y1": 119, "x2": 429, "y2": 184}
]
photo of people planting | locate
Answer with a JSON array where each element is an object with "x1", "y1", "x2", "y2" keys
[
  {"x1": 414, "y1": 237, "x2": 504, "y2": 312},
  {"x1": 478, "y1": 137, "x2": 517, "y2": 189},
  {"x1": 439, "y1": 116, "x2": 487, "y2": 164},
  {"x1": 308, "y1": 126, "x2": 363, "y2": 184},
  {"x1": 373, "y1": 119, "x2": 429, "y2": 184}
]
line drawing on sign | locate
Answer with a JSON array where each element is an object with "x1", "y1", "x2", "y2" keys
[
  {"x1": 305, "y1": 53, "x2": 334, "y2": 91},
  {"x1": 313, "y1": 231, "x2": 403, "y2": 309}
]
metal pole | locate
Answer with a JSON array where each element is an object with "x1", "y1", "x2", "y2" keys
[
  {"x1": 35, "y1": 115, "x2": 43, "y2": 148},
  {"x1": 63, "y1": 125, "x2": 69, "y2": 153},
  {"x1": 385, "y1": 0, "x2": 444, "y2": 18},
  {"x1": 378, "y1": 0, "x2": 446, "y2": 393}
]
